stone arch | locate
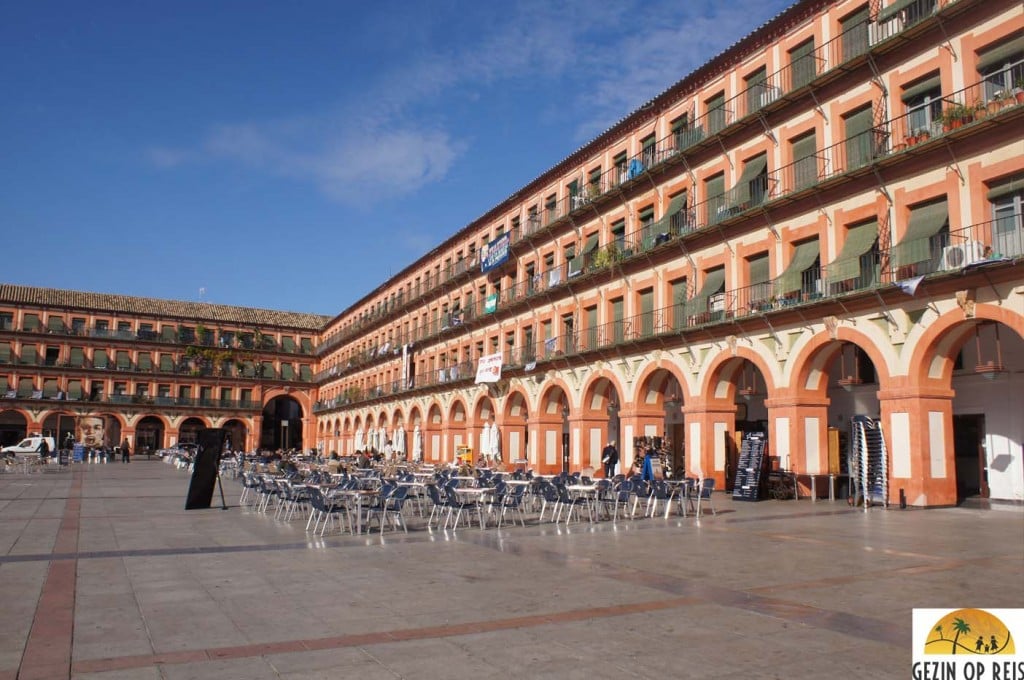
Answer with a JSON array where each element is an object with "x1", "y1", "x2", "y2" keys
[
  {"x1": 261, "y1": 396, "x2": 303, "y2": 450},
  {"x1": 424, "y1": 401, "x2": 444, "y2": 462},
  {"x1": 908, "y1": 302, "x2": 1024, "y2": 385},
  {"x1": 0, "y1": 409, "x2": 30, "y2": 447},
  {"x1": 634, "y1": 359, "x2": 691, "y2": 405},
  {"x1": 789, "y1": 326, "x2": 894, "y2": 396},
  {"x1": 222, "y1": 418, "x2": 248, "y2": 452},
  {"x1": 135, "y1": 414, "x2": 170, "y2": 453},
  {"x1": 701, "y1": 346, "x2": 778, "y2": 402},
  {"x1": 178, "y1": 416, "x2": 207, "y2": 446},
  {"x1": 578, "y1": 373, "x2": 627, "y2": 472},
  {"x1": 502, "y1": 388, "x2": 530, "y2": 463}
]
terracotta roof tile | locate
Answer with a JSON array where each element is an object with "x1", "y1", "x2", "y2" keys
[{"x1": 0, "y1": 284, "x2": 330, "y2": 331}]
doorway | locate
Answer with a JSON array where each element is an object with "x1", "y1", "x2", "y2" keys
[{"x1": 953, "y1": 414, "x2": 988, "y2": 502}]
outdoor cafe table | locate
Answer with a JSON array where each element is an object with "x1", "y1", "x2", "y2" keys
[
  {"x1": 451, "y1": 487, "x2": 493, "y2": 527},
  {"x1": 664, "y1": 479, "x2": 695, "y2": 518},
  {"x1": 332, "y1": 488, "x2": 378, "y2": 534},
  {"x1": 564, "y1": 484, "x2": 601, "y2": 522}
]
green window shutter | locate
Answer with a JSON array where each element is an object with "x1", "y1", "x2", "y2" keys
[
  {"x1": 116, "y1": 351, "x2": 130, "y2": 370},
  {"x1": 829, "y1": 221, "x2": 879, "y2": 280},
  {"x1": 281, "y1": 363, "x2": 294, "y2": 380},
  {"x1": 0, "y1": 377, "x2": 6, "y2": 393},
  {"x1": 43, "y1": 379, "x2": 59, "y2": 398},
  {"x1": 840, "y1": 7, "x2": 869, "y2": 62},
  {"x1": 300, "y1": 337, "x2": 313, "y2": 353},
  {"x1": 987, "y1": 174, "x2": 1024, "y2": 201},
  {"x1": 0, "y1": 342, "x2": 10, "y2": 363},
  {"x1": 94, "y1": 349, "x2": 108, "y2": 368},
  {"x1": 583, "y1": 233, "x2": 600, "y2": 255},
  {"x1": 67, "y1": 380, "x2": 82, "y2": 400},
  {"x1": 137, "y1": 353, "x2": 152, "y2": 371},
  {"x1": 790, "y1": 39, "x2": 816, "y2": 90},
  {"x1": 639, "y1": 290, "x2": 654, "y2": 336},
  {"x1": 47, "y1": 316, "x2": 64, "y2": 332},
  {"x1": 23, "y1": 314, "x2": 40, "y2": 331},
  {"x1": 20, "y1": 345, "x2": 37, "y2": 365},
  {"x1": 706, "y1": 93, "x2": 726, "y2": 134},
  {"x1": 243, "y1": 360, "x2": 255, "y2": 377},
  {"x1": 705, "y1": 174, "x2": 726, "y2": 221},
  {"x1": 893, "y1": 200, "x2": 949, "y2": 267},
  {"x1": 159, "y1": 354, "x2": 173, "y2": 372},
  {"x1": 844, "y1": 105, "x2": 874, "y2": 170},
  {"x1": 300, "y1": 365, "x2": 312, "y2": 381},
  {"x1": 775, "y1": 240, "x2": 821, "y2": 296},
  {"x1": 18, "y1": 378, "x2": 34, "y2": 397},
  {"x1": 262, "y1": 363, "x2": 275, "y2": 379},
  {"x1": 792, "y1": 132, "x2": 818, "y2": 189},
  {"x1": 745, "y1": 67, "x2": 767, "y2": 115},
  {"x1": 282, "y1": 337, "x2": 296, "y2": 352},
  {"x1": 69, "y1": 347, "x2": 84, "y2": 367},
  {"x1": 161, "y1": 326, "x2": 176, "y2": 341},
  {"x1": 201, "y1": 387, "x2": 213, "y2": 403},
  {"x1": 749, "y1": 254, "x2": 771, "y2": 285}
]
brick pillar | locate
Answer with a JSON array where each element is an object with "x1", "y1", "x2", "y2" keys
[
  {"x1": 681, "y1": 399, "x2": 736, "y2": 486},
  {"x1": 878, "y1": 387, "x2": 957, "y2": 507},
  {"x1": 250, "y1": 416, "x2": 262, "y2": 452},
  {"x1": 764, "y1": 392, "x2": 830, "y2": 476}
]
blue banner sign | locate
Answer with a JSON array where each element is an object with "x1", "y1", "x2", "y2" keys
[{"x1": 480, "y1": 233, "x2": 511, "y2": 273}]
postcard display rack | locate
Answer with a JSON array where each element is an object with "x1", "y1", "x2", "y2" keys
[
  {"x1": 849, "y1": 415, "x2": 888, "y2": 511},
  {"x1": 732, "y1": 432, "x2": 768, "y2": 501}
]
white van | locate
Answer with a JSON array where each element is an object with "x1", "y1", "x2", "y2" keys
[{"x1": 1, "y1": 435, "x2": 57, "y2": 458}]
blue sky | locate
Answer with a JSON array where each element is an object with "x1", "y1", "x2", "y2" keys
[{"x1": 2, "y1": 0, "x2": 793, "y2": 316}]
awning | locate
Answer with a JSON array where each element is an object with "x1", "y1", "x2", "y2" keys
[
  {"x1": 987, "y1": 174, "x2": 1024, "y2": 202},
  {"x1": 684, "y1": 268, "x2": 726, "y2": 319},
  {"x1": 281, "y1": 337, "x2": 296, "y2": 352},
  {"x1": 728, "y1": 155, "x2": 768, "y2": 209},
  {"x1": 137, "y1": 353, "x2": 152, "y2": 371},
  {"x1": 901, "y1": 74, "x2": 941, "y2": 102},
  {"x1": 161, "y1": 326, "x2": 176, "y2": 341},
  {"x1": 47, "y1": 316, "x2": 64, "y2": 331},
  {"x1": 748, "y1": 254, "x2": 771, "y2": 285},
  {"x1": 775, "y1": 240, "x2": 820, "y2": 296},
  {"x1": 877, "y1": 0, "x2": 916, "y2": 23},
  {"x1": 0, "y1": 344, "x2": 9, "y2": 363},
  {"x1": 828, "y1": 220, "x2": 878, "y2": 281},
  {"x1": 67, "y1": 381, "x2": 82, "y2": 400},
  {"x1": 893, "y1": 200, "x2": 948, "y2": 267},
  {"x1": 978, "y1": 35, "x2": 1024, "y2": 71},
  {"x1": 583, "y1": 233, "x2": 600, "y2": 254},
  {"x1": 160, "y1": 354, "x2": 174, "y2": 371}
]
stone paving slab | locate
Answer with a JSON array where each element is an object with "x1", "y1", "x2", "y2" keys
[{"x1": 0, "y1": 461, "x2": 1021, "y2": 679}]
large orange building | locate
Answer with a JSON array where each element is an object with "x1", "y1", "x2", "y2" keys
[{"x1": 4, "y1": 0, "x2": 1023, "y2": 507}]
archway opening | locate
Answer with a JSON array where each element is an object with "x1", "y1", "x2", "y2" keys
[
  {"x1": 0, "y1": 410, "x2": 27, "y2": 447},
  {"x1": 179, "y1": 417, "x2": 206, "y2": 446},
  {"x1": 261, "y1": 396, "x2": 303, "y2": 450},
  {"x1": 42, "y1": 412, "x2": 77, "y2": 448},
  {"x1": 136, "y1": 416, "x2": 165, "y2": 454},
  {"x1": 222, "y1": 419, "x2": 248, "y2": 453}
]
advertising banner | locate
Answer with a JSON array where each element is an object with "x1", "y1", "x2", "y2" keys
[
  {"x1": 480, "y1": 233, "x2": 511, "y2": 273},
  {"x1": 474, "y1": 352, "x2": 503, "y2": 384}
]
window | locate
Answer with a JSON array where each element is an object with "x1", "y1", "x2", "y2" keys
[
  {"x1": 988, "y1": 175, "x2": 1024, "y2": 258},
  {"x1": 789, "y1": 38, "x2": 816, "y2": 90},
  {"x1": 220, "y1": 388, "x2": 232, "y2": 405},
  {"x1": 0, "y1": 313, "x2": 13, "y2": 331},
  {"x1": 561, "y1": 314, "x2": 575, "y2": 353},
  {"x1": 523, "y1": 326, "x2": 535, "y2": 361},
  {"x1": 611, "y1": 219, "x2": 626, "y2": 252},
  {"x1": 791, "y1": 132, "x2": 818, "y2": 190},
  {"x1": 840, "y1": 5, "x2": 869, "y2": 62},
  {"x1": 670, "y1": 114, "x2": 689, "y2": 150},
  {"x1": 728, "y1": 153, "x2": 769, "y2": 210},
  {"x1": 977, "y1": 36, "x2": 1024, "y2": 102},
  {"x1": 610, "y1": 298, "x2": 624, "y2": 343},
  {"x1": 902, "y1": 73, "x2": 941, "y2": 137},
  {"x1": 706, "y1": 92, "x2": 726, "y2": 134},
  {"x1": 44, "y1": 346, "x2": 59, "y2": 366},
  {"x1": 585, "y1": 306, "x2": 598, "y2": 351},
  {"x1": 639, "y1": 288, "x2": 655, "y2": 336},
  {"x1": 776, "y1": 240, "x2": 821, "y2": 299},
  {"x1": 545, "y1": 193, "x2": 558, "y2": 225},
  {"x1": 843, "y1": 104, "x2": 876, "y2": 170},
  {"x1": 20, "y1": 344, "x2": 36, "y2": 365},
  {"x1": 588, "y1": 167, "x2": 602, "y2": 196},
  {"x1": 641, "y1": 134, "x2": 656, "y2": 168},
  {"x1": 639, "y1": 205, "x2": 656, "y2": 250},
  {"x1": 23, "y1": 313, "x2": 40, "y2": 331},
  {"x1": 744, "y1": 66, "x2": 768, "y2": 115},
  {"x1": 565, "y1": 244, "x2": 580, "y2": 277},
  {"x1": 705, "y1": 172, "x2": 726, "y2": 224},
  {"x1": 614, "y1": 152, "x2": 628, "y2": 185}
]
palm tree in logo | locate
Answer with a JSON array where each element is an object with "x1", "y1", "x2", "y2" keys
[
  {"x1": 951, "y1": 617, "x2": 971, "y2": 654},
  {"x1": 934, "y1": 625, "x2": 944, "y2": 641}
]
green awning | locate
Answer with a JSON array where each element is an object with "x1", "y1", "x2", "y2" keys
[
  {"x1": 137, "y1": 353, "x2": 152, "y2": 371},
  {"x1": 281, "y1": 337, "x2": 296, "y2": 352},
  {"x1": 300, "y1": 337, "x2": 313, "y2": 353},
  {"x1": 300, "y1": 365, "x2": 312, "y2": 381},
  {"x1": 987, "y1": 175, "x2": 1024, "y2": 201},
  {"x1": 0, "y1": 377, "x2": 9, "y2": 393},
  {"x1": 160, "y1": 354, "x2": 173, "y2": 371},
  {"x1": 23, "y1": 314, "x2": 39, "y2": 331},
  {"x1": 583, "y1": 233, "x2": 600, "y2": 254},
  {"x1": 281, "y1": 363, "x2": 294, "y2": 380},
  {"x1": 47, "y1": 316, "x2": 64, "y2": 331},
  {"x1": 116, "y1": 351, "x2": 130, "y2": 369},
  {"x1": 775, "y1": 240, "x2": 820, "y2": 296},
  {"x1": 977, "y1": 35, "x2": 1024, "y2": 71},
  {"x1": 828, "y1": 220, "x2": 879, "y2": 280},
  {"x1": 748, "y1": 254, "x2": 771, "y2": 285},
  {"x1": 901, "y1": 74, "x2": 941, "y2": 102},
  {"x1": 93, "y1": 349, "x2": 108, "y2": 368},
  {"x1": 67, "y1": 381, "x2": 82, "y2": 400},
  {"x1": 893, "y1": 200, "x2": 948, "y2": 267},
  {"x1": 18, "y1": 378, "x2": 34, "y2": 397},
  {"x1": 20, "y1": 346, "x2": 36, "y2": 364},
  {"x1": 161, "y1": 326, "x2": 176, "y2": 341},
  {"x1": 0, "y1": 343, "x2": 9, "y2": 363},
  {"x1": 729, "y1": 155, "x2": 768, "y2": 209},
  {"x1": 878, "y1": 0, "x2": 916, "y2": 23},
  {"x1": 69, "y1": 347, "x2": 84, "y2": 366},
  {"x1": 243, "y1": 360, "x2": 255, "y2": 376},
  {"x1": 684, "y1": 268, "x2": 726, "y2": 319}
]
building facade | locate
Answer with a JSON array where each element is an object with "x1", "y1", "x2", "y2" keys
[
  {"x1": 312, "y1": 0, "x2": 1024, "y2": 507},
  {"x1": 3, "y1": 0, "x2": 1022, "y2": 507},
  {"x1": 0, "y1": 286, "x2": 328, "y2": 454}
]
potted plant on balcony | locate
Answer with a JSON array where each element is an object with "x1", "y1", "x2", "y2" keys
[
  {"x1": 591, "y1": 245, "x2": 621, "y2": 271},
  {"x1": 1015, "y1": 79, "x2": 1024, "y2": 104},
  {"x1": 973, "y1": 99, "x2": 988, "y2": 120}
]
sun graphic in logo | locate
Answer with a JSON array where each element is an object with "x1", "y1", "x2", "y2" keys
[{"x1": 925, "y1": 609, "x2": 1015, "y2": 655}]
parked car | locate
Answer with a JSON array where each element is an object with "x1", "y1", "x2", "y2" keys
[{"x1": 2, "y1": 435, "x2": 57, "y2": 458}]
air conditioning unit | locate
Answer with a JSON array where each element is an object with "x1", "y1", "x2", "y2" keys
[{"x1": 941, "y1": 241, "x2": 986, "y2": 270}]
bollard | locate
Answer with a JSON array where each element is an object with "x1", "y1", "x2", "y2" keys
[{"x1": 899, "y1": 487, "x2": 907, "y2": 509}]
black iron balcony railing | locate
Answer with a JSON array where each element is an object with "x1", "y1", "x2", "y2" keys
[
  {"x1": 317, "y1": 210, "x2": 1020, "y2": 414},
  {"x1": 0, "y1": 390, "x2": 262, "y2": 410}
]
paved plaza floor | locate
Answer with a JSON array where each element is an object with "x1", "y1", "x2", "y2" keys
[{"x1": 0, "y1": 461, "x2": 1021, "y2": 679}]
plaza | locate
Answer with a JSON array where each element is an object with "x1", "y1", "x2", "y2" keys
[{"x1": 2, "y1": 460, "x2": 1021, "y2": 679}]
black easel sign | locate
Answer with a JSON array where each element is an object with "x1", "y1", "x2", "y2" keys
[{"x1": 185, "y1": 428, "x2": 227, "y2": 510}]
